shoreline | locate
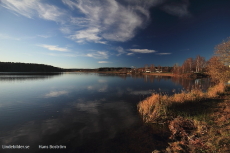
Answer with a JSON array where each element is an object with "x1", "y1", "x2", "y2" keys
[
  {"x1": 138, "y1": 83, "x2": 230, "y2": 152},
  {"x1": 70, "y1": 71, "x2": 175, "y2": 76}
]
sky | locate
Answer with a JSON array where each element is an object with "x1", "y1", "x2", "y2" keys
[{"x1": 1, "y1": 0, "x2": 230, "y2": 69}]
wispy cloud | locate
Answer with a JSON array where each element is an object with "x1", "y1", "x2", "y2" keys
[
  {"x1": 69, "y1": 28, "x2": 106, "y2": 44},
  {"x1": 38, "y1": 44, "x2": 69, "y2": 52},
  {"x1": 161, "y1": 0, "x2": 191, "y2": 18},
  {"x1": 37, "y1": 34, "x2": 52, "y2": 38},
  {"x1": 116, "y1": 46, "x2": 126, "y2": 56},
  {"x1": 129, "y1": 49, "x2": 156, "y2": 53},
  {"x1": 59, "y1": 27, "x2": 72, "y2": 34},
  {"x1": 157, "y1": 53, "x2": 171, "y2": 55},
  {"x1": 127, "y1": 53, "x2": 134, "y2": 56},
  {"x1": 44, "y1": 53, "x2": 78, "y2": 57},
  {"x1": 98, "y1": 61, "x2": 110, "y2": 63},
  {"x1": 62, "y1": 0, "x2": 160, "y2": 43},
  {"x1": 2, "y1": 0, "x2": 192, "y2": 45},
  {"x1": 86, "y1": 51, "x2": 108, "y2": 59},
  {"x1": 1, "y1": 0, "x2": 67, "y2": 22},
  {"x1": 0, "y1": 33, "x2": 20, "y2": 40}
]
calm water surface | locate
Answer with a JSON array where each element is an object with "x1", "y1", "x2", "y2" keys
[{"x1": 0, "y1": 73, "x2": 210, "y2": 152}]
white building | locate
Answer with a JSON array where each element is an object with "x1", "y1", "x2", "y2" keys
[{"x1": 145, "y1": 69, "x2": 151, "y2": 73}]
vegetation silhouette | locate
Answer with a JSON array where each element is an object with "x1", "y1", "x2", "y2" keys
[{"x1": 0, "y1": 62, "x2": 63, "y2": 72}]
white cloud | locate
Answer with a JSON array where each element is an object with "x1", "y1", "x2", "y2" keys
[
  {"x1": 157, "y1": 53, "x2": 171, "y2": 55},
  {"x1": 44, "y1": 91, "x2": 68, "y2": 98},
  {"x1": 127, "y1": 53, "x2": 134, "y2": 56},
  {"x1": 38, "y1": 44, "x2": 69, "y2": 52},
  {"x1": 70, "y1": 16, "x2": 90, "y2": 27},
  {"x1": 1, "y1": 0, "x2": 66, "y2": 22},
  {"x1": 69, "y1": 28, "x2": 106, "y2": 44},
  {"x1": 129, "y1": 49, "x2": 156, "y2": 53},
  {"x1": 2, "y1": 0, "x2": 192, "y2": 46},
  {"x1": 98, "y1": 61, "x2": 109, "y2": 63},
  {"x1": 1, "y1": 0, "x2": 37, "y2": 18},
  {"x1": 62, "y1": 0, "x2": 160, "y2": 43},
  {"x1": 86, "y1": 51, "x2": 108, "y2": 59}
]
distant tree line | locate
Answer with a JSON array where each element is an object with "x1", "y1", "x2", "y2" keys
[
  {"x1": 98, "y1": 67, "x2": 131, "y2": 72},
  {"x1": 0, "y1": 62, "x2": 63, "y2": 72},
  {"x1": 142, "y1": 37, "x2": 230, "y2": 82},
  {"x1": 171, "y1": 37, "x2": 230, "y2": 82},
  {"x1": 64, "y1": 68, "x2": 97, "y2": 72}
]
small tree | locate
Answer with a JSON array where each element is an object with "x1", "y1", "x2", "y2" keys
[
  {"x1": 215, "y1": 37, "x2": 230, "y2": 66},
  {"x1": 150, "y1": 64, "x2": 155, "y2": 72},
  {"x1": 194, "y1": 55, "x2": 205, "y2": 73},
  {"x1": 172, "y1": 63, "x2": 181, "y2": 75},
  {"x1": 207, "y1": 56, "x2": 229, "y2": 83}
]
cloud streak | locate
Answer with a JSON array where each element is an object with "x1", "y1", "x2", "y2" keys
[
  {"x1": 127, "y1": 53, "x2": 134, "y2": 56},
  {"x1": 157, "y1": 53, "x2": 171, "y2": 55},
  {"x1": 98, "y1": 61, "x2": 110, "y2": 63},
  {"x1": 0, "y1": 33, "x2": 20, "y2": 40},
  {"x1": 1, "y1": 0, "x2": 66, "y2": 22},
  {"x1": 86, "y1": 51, "x2": 109, "y2": 59},
  {"x1": 129, "y1": 49, "x2": 156, "y2": 53},
  {"x1": 38, "y1": 44, "x2": 69, "y2": 52},
  {"x1": 161, "y1": 0, "x2": 191, "y2": 18}
]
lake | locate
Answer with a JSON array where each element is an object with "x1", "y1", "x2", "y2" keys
[{"x1": 0, "y1": 72, "x2": 211, "y2": 153}]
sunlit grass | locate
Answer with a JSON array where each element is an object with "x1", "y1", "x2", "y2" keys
[
  {"x1": 138, "y1": 84, "x2": 230, "y2": 152},
  {"x1": 138, "y1": 82, "x2": 226, "y2": 122}
]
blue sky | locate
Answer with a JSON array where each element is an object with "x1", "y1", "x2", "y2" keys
[{"x1": 1, "y1": 0, "x2": 230, "y2": 68}]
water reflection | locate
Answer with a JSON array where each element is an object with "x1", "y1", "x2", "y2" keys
[
  {"x1": 0, "y1": 98, "x2": 138, "y2": 153},
  {"x1": 0, "y1": 73, "x2": 62, "y2": 82},
  {"x1": 0, "y1": 73, "x2": 212, "y2": 152},
  {"x1": 97, "y1": 74, "x2": 212, "y2": 92},
  {"x1": 44, "y1": 90, "x2": 69, "y2": 98},
  {"x1": 171, "y1": 77, "x2": 212, "y2": 91}
]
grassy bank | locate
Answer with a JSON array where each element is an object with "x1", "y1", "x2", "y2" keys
[{"x1": 138, "y1": 82, "x2": 230, "y2": 152}]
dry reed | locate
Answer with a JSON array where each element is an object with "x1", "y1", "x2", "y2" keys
[{"x1": 138, "y1": 82, "x2": 226, "y2": 122}]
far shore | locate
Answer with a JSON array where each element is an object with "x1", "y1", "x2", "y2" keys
[{"x1": 70, "y1": 71, "x2": 174, "y2": 76}]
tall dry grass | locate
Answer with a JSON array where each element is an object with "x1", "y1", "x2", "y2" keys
[
  {"x1": 138, "y1": 82, "x2": 226, "y2": 122},
  {"x1": 207, "y1": 82, "x2": 225, "y2": 98}
]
